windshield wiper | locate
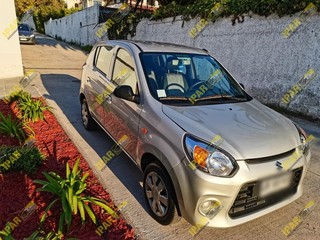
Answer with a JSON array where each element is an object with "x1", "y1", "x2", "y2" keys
[
  {"x1": 195, "y1": 95, "x2": 247, "y2": 103},
  {"x1": 159, "y1": 96, "x2": 191, "y2": 101}
]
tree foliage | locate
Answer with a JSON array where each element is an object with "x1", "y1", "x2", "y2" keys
[
  {"x1": 14, "y1": 0, "x2": 81, "y2": 33},
  {"x1": 152, "y1": 0, "x2": 319, "y2": 21}
]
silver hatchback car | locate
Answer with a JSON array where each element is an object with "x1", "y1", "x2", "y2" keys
[{"x1": 80, "y1": 40, "x2": 312, "y2": 228}]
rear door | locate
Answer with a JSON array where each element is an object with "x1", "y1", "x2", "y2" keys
[{"x1": 86, "y1": 45, "x2": 115, "y2": 125}]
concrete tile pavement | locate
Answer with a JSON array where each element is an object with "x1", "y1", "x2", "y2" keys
[
  {"x1": 1, "y1": 33, "x2": 319, "y2": 240},
  {"x1": 0, "y1": 76, "x2": 41, "y2": 99}
]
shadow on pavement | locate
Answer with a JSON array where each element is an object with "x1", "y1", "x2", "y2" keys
[
  {"x1": 39, "y1": 73, "x2": 148, "y2": 210},
  {"x1": 34, "y1": 33, "x2": 85, "y2": 52}
]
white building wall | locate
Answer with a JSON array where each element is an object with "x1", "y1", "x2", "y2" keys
[
  {"x1": 0, "y1": 0, "x2": 24, "y2": 79},
  {"x1": 133, "y1": 14, "x2": 320, "y2": 119},
  {"x1": 44, "y1": 4, "x2": 100, "y2": 46}
]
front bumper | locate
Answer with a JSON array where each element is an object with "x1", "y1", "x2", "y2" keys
[
  {"x1": 173, "y1": 149, "x2": 311, "y2": 228},
  {"x1": 19, "y1": 36, "x2": 35, "y2": 44}
]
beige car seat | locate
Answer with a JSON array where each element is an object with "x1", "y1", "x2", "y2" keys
[{"x1": 163, "y1": 58, "x2": 188, "y2": 93}]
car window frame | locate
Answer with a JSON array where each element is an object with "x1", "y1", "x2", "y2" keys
[
  {"x1": 111, "y1": 47, "x2": 140, "y2": 96},
  {"x1": 93, "y1": 45, "x2": 114, "y2": 78},
  {"x1": 139, "y1": 52, "x2": 251, "y2": 105}
]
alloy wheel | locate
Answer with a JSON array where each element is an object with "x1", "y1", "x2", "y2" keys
[
  {"x1": 145, "y1": 171, "x2": 169, "y2": 217},
  {"x1": 81, "y1": 102, "x2": 89, "y2": 127}
]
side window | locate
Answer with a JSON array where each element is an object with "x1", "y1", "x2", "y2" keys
[
  {"x1": 94, "y1": 46, "x2": 113, "y2": 77},
  {"x1": 112, "y1": 49, "x2": 138, "y2": 94}
]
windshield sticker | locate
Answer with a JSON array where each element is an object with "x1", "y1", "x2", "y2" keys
[
  {"x1": 172, "y1": 60, "x2": 179, "y2": 66},
  {"x1": 157, "y1": 89, "x2": 167, "y2": 98},
  {"x1": 178, "y1": 57, "x2": 191, "y2": 65}
]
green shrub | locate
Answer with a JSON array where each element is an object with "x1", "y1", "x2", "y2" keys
[
  {"x1": 17, "y1": 93, "x2": 51, "y2": 122},
  {"x1": 0, "y1": 112, "x2": 25, "y2": 143},
  {"x1": 152, "y1": 0, "x2": 319, "y2": 21},
  {"x1": 26, "y1": 230, "x2": 67, "y2": 240},
  {"x1": 0, "y1": 226, "x2": 14, "y2": 240},
  {"x1": 81, "y1": 45, "x2": 93, "y2": 53},
  {"x1": 4, "y1": 88, "x2": 30, "y2": 104},
  {"x1": 0, "y1": 144, "x2": 45, "y2": 174},
  {"x1": 9, "y1": 229, "x2": 78, "y2": 240},
  {"x1": 108, "y1": 11, "x2": 152, "y2": 40},
  {"x1": 34, "y1": 159, "x2": 117, "y2": 234},
  {"x1": 4, "y1": 88, "x2": 51, "y2": 123}
]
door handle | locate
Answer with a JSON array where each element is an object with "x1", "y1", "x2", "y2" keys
[
  {"x1": 87, "y1": 77, "x2": 92, "y2": 82},
  {"x1": 106, "y1": 95, "x2": 112, "y2": 104}
]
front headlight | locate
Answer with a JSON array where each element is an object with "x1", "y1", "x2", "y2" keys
[
  {"x1": 183, "y1": 134, "x2": 238, "y2": 177},
  {"x1": 293, "y1": 123, "x2": 308, "y2": 154}
]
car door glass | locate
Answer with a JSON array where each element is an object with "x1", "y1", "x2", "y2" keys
[
  {"x1": 112, "y1": 49, "x2": 137, "y2": 94},
  {"x1": 94, "y1": 46, "x2": 113, "y2": 77}
]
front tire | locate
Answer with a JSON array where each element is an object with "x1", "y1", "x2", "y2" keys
[
  {"x1": 81, "y1": 98, "x2": 97, "y2": 130},
  {"x1": 143, "y1": 163, "x2": 180, "y2": 225}
]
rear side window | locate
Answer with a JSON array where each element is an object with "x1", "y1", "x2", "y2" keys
[{"x1": 94, "y1": 46, "x2": 113, "y2": 77}]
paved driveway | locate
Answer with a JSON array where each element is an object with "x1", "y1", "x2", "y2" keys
[{"x1": 15, "y1": 33, "x2": 320, "y2": 240}]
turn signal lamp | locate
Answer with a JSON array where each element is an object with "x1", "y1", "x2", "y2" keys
[{"x1": 193, "y1": 145, "x2": 209, "y2": 167}]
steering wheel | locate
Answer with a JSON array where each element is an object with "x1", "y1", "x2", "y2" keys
[
  {"x1": 188, "y1": 82, "x2": 205, "y2": 92},
  {"x1": 187, "y1": 81, "x2": 216, "y2": 95},
  {"x1": 165, "y1": 83, "x2": 185, "y2": 93}
]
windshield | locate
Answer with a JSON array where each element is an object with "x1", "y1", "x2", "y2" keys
[
  {"x1": 18, "y1": 24, "x2": 30, "y2": 31},
  {"x1": 140, "y1": 53, "x2": 251, "y2": 105}
]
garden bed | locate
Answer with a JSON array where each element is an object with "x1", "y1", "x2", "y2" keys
[{"x1": 0, "y1": 98, "x2": 135, "y2": 239}]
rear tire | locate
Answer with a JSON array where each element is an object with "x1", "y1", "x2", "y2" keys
[
  {"x1": 143, "y1": 163, "x2": 180, "y2": 225},
  {"x1": 81, "y1": 98, "x2": 97, "y2": 130}
]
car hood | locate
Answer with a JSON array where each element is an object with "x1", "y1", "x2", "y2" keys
[
  {"x1": 19, "y1": 30, "x2": 32, "y2": 36},
  {"x1": 162, "y1": 99, "x2": 300, "y2": 160}
]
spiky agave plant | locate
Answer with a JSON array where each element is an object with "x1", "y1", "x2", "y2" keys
[
  {"x1": 0, "y1": 112, "x2": 25, "y2": 143},
  {"x1": 26, "y1": 229, "x2": 78, "y2": 240},
  {"x1": 26, "y1": 230, "x2": 63, "y2": 240},
  {"x1": 0, "y1": 227, "x2": 14, "y2": 240},
  {"x1": 17, "y1": 94, "x2": 51, "y2": 122},
  {"x1": 34, "y1": 158, "x2": 117, "y2": 234}
]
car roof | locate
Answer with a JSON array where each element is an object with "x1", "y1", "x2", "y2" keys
[{"x1": 97, "y1": 40, "x2": 208, "y2": 54}]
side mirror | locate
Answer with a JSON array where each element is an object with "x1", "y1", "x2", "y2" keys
[
  {"x1": 240, "y1": 83, "x2": 245, "y2": 89},
  {"x1": 114, "y1": 85, "x2": 139, "y2": 103}
]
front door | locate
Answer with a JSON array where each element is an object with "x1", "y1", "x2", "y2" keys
[{"x1": 104, "y1": 48, "x2": 142, "y2": 160}]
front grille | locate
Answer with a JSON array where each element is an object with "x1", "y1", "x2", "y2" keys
[
  {"x1": 245, "y1": 148, "x2": 295, "y2": 164},
  {"x1": 228, "y1": 167, "x2": 303, "y2": 218}
]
